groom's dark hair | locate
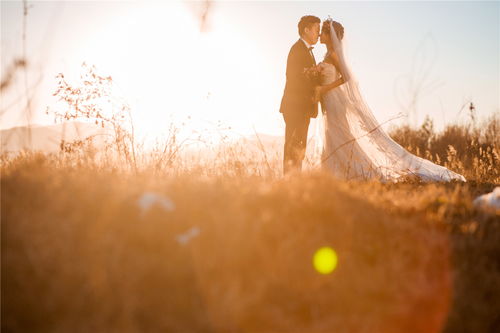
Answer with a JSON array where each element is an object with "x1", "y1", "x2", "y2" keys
[{"x1": 298, "y1": 15, "x2": 320, "y2": 37}]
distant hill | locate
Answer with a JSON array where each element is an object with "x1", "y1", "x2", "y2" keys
[
  {"x1": 1, "y1": 122, "x2": 110, "y2": 153},
  {"x1": 239, "y1": 132, "x2": 323, "y2": 155},
  {"x1": 1, "y1": 124, "x2": 323, "y2": 156}
]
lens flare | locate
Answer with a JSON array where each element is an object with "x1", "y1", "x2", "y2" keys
[{"x1": 313, "y1": 246, "x2": 338, "y2": 274}]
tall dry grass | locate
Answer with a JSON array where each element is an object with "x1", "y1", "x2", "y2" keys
[
  {"x1": 389, "y1": 113, "x2": 500, "y2": 184},
  {"x1": 2, "y1": 118, "x2": 499, "y2": 332}
]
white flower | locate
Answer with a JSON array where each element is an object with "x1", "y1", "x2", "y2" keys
[
  {"x1": 175, "y1": 226, "x2": 201, "y2": 245},
  {"x1": 473, "y1": 187, "x2": 500, "y2": 215},
  {"x1": 137, "y1": 192, "x2": 175, "y2": 215}
]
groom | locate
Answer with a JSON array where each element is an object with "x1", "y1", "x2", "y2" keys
[{"x1": 279, "y1": 15, "x2": 321, "y2": 175}]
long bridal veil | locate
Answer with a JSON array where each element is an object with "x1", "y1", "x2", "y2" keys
[{"x1": 319, "y1": 19, "x2": 466, "y2": 182}]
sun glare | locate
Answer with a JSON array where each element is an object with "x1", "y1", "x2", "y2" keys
[
  {"x1": 313, "y1": 246, "x2": 338, "y2": 275},
  {"x1": 78, "y1": 1, "x2": 269, "y2": 145}
]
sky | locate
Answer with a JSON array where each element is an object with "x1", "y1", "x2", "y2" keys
[{"x1": 1, "y1": 0, "x2": 499, "y2": 142}]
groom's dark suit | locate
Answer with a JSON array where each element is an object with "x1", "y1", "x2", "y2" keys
[{"x1": 279, "y1": 39, "x2": 319, "y2": 174}]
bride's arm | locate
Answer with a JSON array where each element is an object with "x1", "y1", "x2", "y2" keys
[{"x1": 320, "y1": 76, "x2": 346, "y2": 93}]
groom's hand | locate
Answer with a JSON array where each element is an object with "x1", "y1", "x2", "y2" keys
[{"x1": 313, "y1": 86, "x2": 322, "y2": 104}]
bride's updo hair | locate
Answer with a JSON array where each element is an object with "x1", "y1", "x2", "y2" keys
[{"x1": 322, "y1": 20, "x2": 344, "y2": 41}]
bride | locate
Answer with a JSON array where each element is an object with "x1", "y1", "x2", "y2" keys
[{"x1": 314, "y1": 19, "x2": 466, "y2": 182}]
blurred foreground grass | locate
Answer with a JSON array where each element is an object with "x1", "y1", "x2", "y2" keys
[
  {"x1": 2, "y1": 154, "x2": 499, "y2": 333},
  {"x1": 2, "y1": 115, "x2": 499, "y2": 332}
]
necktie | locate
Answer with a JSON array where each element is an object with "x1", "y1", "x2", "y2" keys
[{"x1": 308, "y1": 47, "x2": 316, "y2": 65}]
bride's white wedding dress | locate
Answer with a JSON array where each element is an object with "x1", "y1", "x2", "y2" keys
[{"x1": 319, "y1": 60, "x2": 466, "y2": 182}]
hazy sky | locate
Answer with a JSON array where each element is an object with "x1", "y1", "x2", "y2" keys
[{"x1": 1, "y1": 0, "x2": 499, "y2": 141}]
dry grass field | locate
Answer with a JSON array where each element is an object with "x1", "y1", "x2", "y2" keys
[{"x1": 2, "y1": 114, "x2": 499, "y2": 332}]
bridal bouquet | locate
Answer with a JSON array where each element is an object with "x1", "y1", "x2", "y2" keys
[
  {"x1": 304, "y1": 65, "x2": 324, "y2": 84},
  {"x1": 304, "y1": 65, "x2": 321, "y2": 79}
]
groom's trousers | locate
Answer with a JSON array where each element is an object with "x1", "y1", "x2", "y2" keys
[{"x1": 283, "y1": 112, "x2": 310, "y2": 175}]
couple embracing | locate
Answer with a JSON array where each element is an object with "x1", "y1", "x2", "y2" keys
[{"x1": 279, "y1": 15, "x2": 465, "y2": 182}]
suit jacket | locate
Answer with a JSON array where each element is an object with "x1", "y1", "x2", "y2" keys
[{"x1": 279, "y1": 39, "x2": 319, "y2": 119}]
